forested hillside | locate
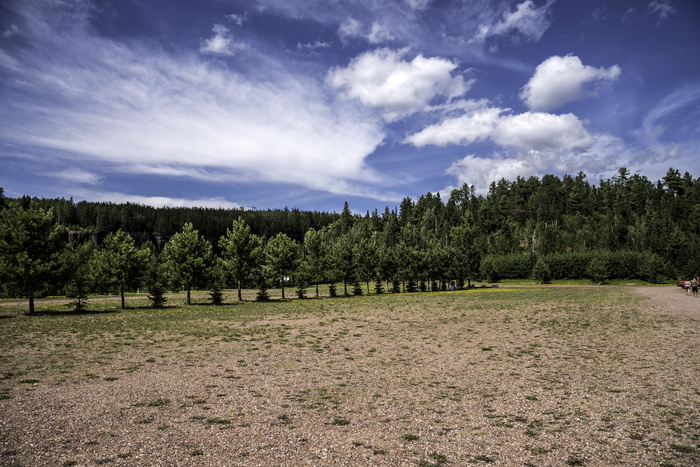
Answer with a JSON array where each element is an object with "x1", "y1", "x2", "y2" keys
[{"x1": 1, "y1": 167, "x2": 699, "y2": 306}]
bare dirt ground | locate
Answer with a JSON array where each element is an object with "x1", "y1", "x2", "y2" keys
[{"x1": 0, "y1": 286, "x2": 698, "y2": 466}]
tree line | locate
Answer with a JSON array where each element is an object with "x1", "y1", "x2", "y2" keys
[{"x1": 1, "y1": 167, "x2": 698, "y2": 311}]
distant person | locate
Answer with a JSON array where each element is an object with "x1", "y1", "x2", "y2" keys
[
  {"x1": 685, "y1": 280, "x2": 692, "y2": 296},
  {"x1": 692, "y1": 278, "x2": 699, "y2": 298}
]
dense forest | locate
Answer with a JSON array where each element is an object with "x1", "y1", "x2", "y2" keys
[{"x1": 1, "y1": 167, "x2": 699, "y2": 309}]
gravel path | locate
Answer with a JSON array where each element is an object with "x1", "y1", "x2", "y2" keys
[{"x1": 634, "y1": 284, "x2": 700, "y2": 321}]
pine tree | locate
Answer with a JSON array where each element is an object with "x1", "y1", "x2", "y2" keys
[
  {"x1": 262, "y1": 233, "x2": 298, "y2": 300},
  {"x1": 0, "y1": 201, "x2": 61, "y2": 313},
  {"x1": 162, "y1": 222, "x2": 214, "y2": 305},
  {"x1": 63, "y1": 242, "x2": 95, "y2": 312},
  {"x1": 91, "y1": 229, "x2": 148, "y2": 309},
  {"x1": 219, "y1": 218, "x2": 262, "y2": 301}
]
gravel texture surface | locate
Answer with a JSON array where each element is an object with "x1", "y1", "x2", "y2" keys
[{"x1": 1, "y1": 286, "x2": 699, "y2": 466}]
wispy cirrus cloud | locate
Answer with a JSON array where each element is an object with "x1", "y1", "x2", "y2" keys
[
  {"x1": 0, "y1": 3, "x2": 391, "y2": 201},
  {"x1": 72, "y1": 189, "x2": 242, "y2": 209},
  {"x1": 649, "y1": 0, "x2": 676, "y2": 20},
  {"x1": 473, "y1": 0, "x2": 554, "y2": 43},
  {"x1": 200, "y1": 24, "x2": 245, "y2": 56},
  {"x1": 55, "y1": 168, "x2": 101, "y2": 185}
]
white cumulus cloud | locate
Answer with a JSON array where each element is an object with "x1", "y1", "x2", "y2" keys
[
  {"x1": 327, "y1": 48, "x2": 469, "y2": 122},
  {"x1": 446, "y1": 155, "x2": 535, "y2": 195},
  {"x1": 404, "y1": 107, "x2": 503, "y2": 146},
  {"x1": 493, "y1": 112, "x2": 594, "y2": 152},
  {"x1": 520, "y1": 55, "x2": 621, "y2": 111},
  {"x1": 405, "y1": 107, "x2": 593, "y2": 154}
]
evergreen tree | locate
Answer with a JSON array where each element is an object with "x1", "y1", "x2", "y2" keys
[
  {"x1": 532, "y1": 256, "x2": 552, "y2": 283},
  {"x1": 0, "y1": 201, "x2": 61, "y2": 313},
  {"x1": 91, "y1": 229, "x2": 148, "y2": 309},
  {"x1": 262, "y1": 233, "x2": 298, "y2": 299},
  {"x1": 219, "y1": 218, "x2": 262, "y2": 301},
  {"x1": 586, "y1": 252, "x2": 610, "y2": 284},
  {"x1": 62, "y1": 242, "x2": 96, "y2": 312},
  {"x1": 301, "y1": 227, "x2": 329, "y2": 298},
  {"x1": 330, "y1": 235, "x2": 355, "y2": 296},
  {"x1": 162, "y1": 222, "x2": 214, "y2": 305}
]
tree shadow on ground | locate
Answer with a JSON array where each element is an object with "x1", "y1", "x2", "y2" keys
[{"x1": 26, "y1": 309, "x2": 121, "y2": 316}]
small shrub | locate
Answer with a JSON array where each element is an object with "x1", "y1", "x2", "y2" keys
[
  {"x1": 256, "y1": 287, "x2": 270, "y2": 302},
  {"x1": 374, "y1": 280, "x2": 384, "y2": 294},
  {"x1": 209, "y1": 285, "x2": 224, "y2": 305},
  {"x1": 147, "y1": 284, "x2": 168, "y2": 308},
  {"x1": 353, "y1": 281, "x2": 363, "y2": 295}
]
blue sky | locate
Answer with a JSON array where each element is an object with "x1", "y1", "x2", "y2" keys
[{"x1": 1, "y1": 0, "x2": 699, "y2": 213}]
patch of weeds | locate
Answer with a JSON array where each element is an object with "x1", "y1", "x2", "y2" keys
[
  {"x1": 85, "y1": 373, "x2": 99, "y2": 379},
  {"x1": 145, "y1": 358, "x2": 156, "y2": 363},
  {"x1": 103, "y1": 377, "x2": 118, "y2": 381},
  {"x1": 116, "y1": 452, "x2": 132, "y2": 459},
  {"x1": 474, "y1": 454, "x2": 495, "y2": 463},
  {"x1": 373, "y1": 449, "x2": 386, "y2": 455},
  {"x1": 85, "y1": 441, "x2": 99, "y2": 446},
  {"x1": 332, "y1": 418, "x2": 350, "y2": 426},
  {"x1": 193, "y1": 399, "x2": 206, "y2": 404},
  {"x1": 136, "y1": 417, "x2": 154, "y2": 424},
  {"x1": 62, "y1": 461, "x2": 78, "y2": 467},
  {"x1": 190, "y1": 415, "x2": 206, "y2": 421},
  {"x1": 147, "y1": 398, "x2": 169, "y2": 407},
  {"x1": 402, "y1": 434, "x2": 420, "y2": 441},
  {"x1": 525, "y1": 395, "x2": 538, "y2": 401},
  {"x1": 95, "y1": 458, "x2": 113, "y2": 465},
  {"x1": 277, "y1": 414, "x2": 293, "y2": 425},
  {"x1": 430, "y1": 452, "x2": 448, "y2": 463},
  {"x1": 19, "y1": 379, "x2": 40, "y2": 384},
  {"x1": 481, "y1": 346, "x2": 494, "y2": 351},
  {"x1": 566, "y1": 456, "x2": 585, "y2": 465},
  {"x1": 190, "y1": 449, "x2": 203, "y2": 456},
  {"x1": 670, "y1": 444, "x2": 694, "y2": 453},
  {"x1": 206, "y1": 417, "x2": 232, "y2": 425}
]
